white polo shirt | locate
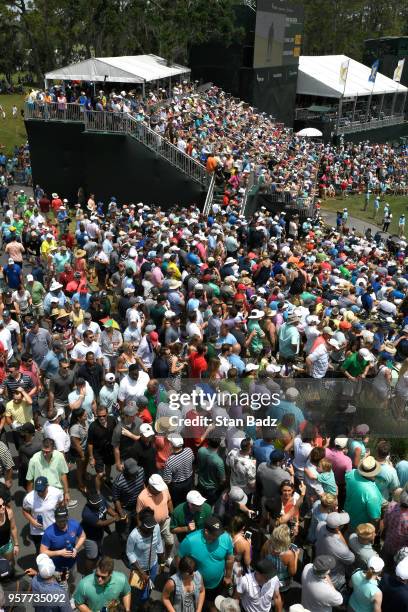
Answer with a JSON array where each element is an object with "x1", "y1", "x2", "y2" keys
[
  {"x1": 71, "y1": 340, "x2": 102, "y2": 361},
  {"x1": 118, "y1": 371, "x2": 150, "y2": 404},
  {"x1": 22, "y1": 486, "x2": 64, "y2": 535}
]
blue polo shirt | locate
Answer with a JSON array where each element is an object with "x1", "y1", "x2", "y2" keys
[
  {"x1": 3, "y1": 263, "x2": 21, "y2": 289},
  {"x1": 41, "y1": 519, "x2": 83, "y2": 570}
]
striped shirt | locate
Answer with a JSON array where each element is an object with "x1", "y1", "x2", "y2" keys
[
  {"x1": 112, "y1": 469, "x2": 145, "y2": 510},
  {"x1": 1, "y1": 373, "x2": 34, "y2": 399},
  {"x1": 163, "y1": 448, "x2": 194, "y2": 484},
  {"x1": 0, "y1": 441, "x2": 14, "y2": 477}
]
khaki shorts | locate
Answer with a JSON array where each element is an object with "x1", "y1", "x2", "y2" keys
[{"x1": 160, "y1": 517, "x2": 174, "y2": 547}]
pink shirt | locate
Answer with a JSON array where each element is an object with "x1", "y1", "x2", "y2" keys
[
  {"x1": 325, "y1": 448, "x2": 352, "y2": 485},
  {"x1": 151, "y1": 266, "x2": 164, "y2": 287}
]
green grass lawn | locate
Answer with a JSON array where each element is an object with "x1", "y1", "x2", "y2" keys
[
  {"x1": 321, "y1": 193, "x2": 408, "y2": 236},
  {"x1": 0, "y1": 93, "x2": 27, "y2": 155}
]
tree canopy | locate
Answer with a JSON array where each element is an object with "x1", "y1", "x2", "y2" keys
[
  {"x1": 1, "y1": 0, "x2": 408, "y2": 85},
  {"x1": 1, "y1": 0, "x2": 240, "y2": 84}
]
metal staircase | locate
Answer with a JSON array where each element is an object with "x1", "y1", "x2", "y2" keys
[{"x1": 24, "y1": 102, "x2": 210, "y2": 188}]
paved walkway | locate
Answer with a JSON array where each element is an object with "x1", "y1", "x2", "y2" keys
[{"x1": 321, "y1": 209, "x2": 391, "y2": 237}]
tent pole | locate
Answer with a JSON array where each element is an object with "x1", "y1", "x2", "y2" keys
[
  {"x1": 142, "y1": 81, "x2": 145, "y2": 98},
  {"x1": 169, "y1": 75, "x2": 172, "y2": 96},
  {"x1": 351, "y1": 96, "x2": 357, "y2": 124},
  {"x1": 378, "y1": 93, "x2": 385, "y2": 120},
  {"x1": 336, "y1": 59, "x2": 349, "y2": 135},
  {"x1": 402, "y1": 92, "x2": 408, "y2": 117},
  {"x1": 335, "y1": 97, "x2": 343, "y2": 135},
  {"x1": 365, "y1": 92, "x2": 373, "y2": 123},
  {"x1": 391, "y1": 91, "x2": 398, "y2": 116}
]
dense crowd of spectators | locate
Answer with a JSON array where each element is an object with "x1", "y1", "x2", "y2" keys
[{"x1": 0, "y1": 80, "x2": 402, "y2": 611}]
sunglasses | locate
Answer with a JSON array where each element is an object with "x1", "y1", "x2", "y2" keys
[{"x1": 95, "y1": 572, "x2": 110, "y2": 580}]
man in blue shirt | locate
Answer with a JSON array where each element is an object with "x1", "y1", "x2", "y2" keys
[
  {"x1": 40, "y1": 506, "x2": 85, "y2": 572},
  {"x1": 40, "y1": 343, "x2": 65, "y2": 380},
  {"x1": 253, "y1": 437, "x2": 275, "y2": 465},
  {"x1": 3, "y1": 259, "x2": 22, "y2": 289}
]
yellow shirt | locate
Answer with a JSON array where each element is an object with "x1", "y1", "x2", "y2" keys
[
  {"x1": 71, "y1": 309, "x2": 85, "y2": 328},
  {"x1": 167, "y1": 261, "x2": 182, "y2": 280},
  {"x1": 6, "y1": 399, "x2": 33, "y2": 425},
  {"x1": 40, "y1": 239, "x2": 57, "y2": 257}
]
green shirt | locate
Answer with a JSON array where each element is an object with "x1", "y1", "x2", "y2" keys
[
  {"x1": 197, "y1": 447, "x2": 225, "y2": 491},
  {"x1": 375, "y1": 463, "x2": 400, "y2": 503},
  {"x1": 74, "y1": 571, "x2": 131, "y2": 612},
  {"x1": 344, "y1": 469, "x2": 382, "y2": 529},
  {"x1": 26, "y1": 450, "x2": 68, "y2": 489},
  {"x1": 170, "y1": 501, "x2": 212, "y2": 542},
  {"x1": 28, "y1": 280, "x2": 45, "y2": 305},
  {"x1": 247, "y1": 320, "x2": 265, "y2": 355},
  {"x1": 14, "y1": 219, "x2": 24, "y2": 236},
  {"x1": 145, "y1": 388, "x2": 167, "y2": 421},
  {"x1": 178, "y1": 529, "x2": 233, "y2": 588},
  {"x1": 342, "y1": 352, "x2": 368, "y2": 377},
  {"x1": 205, "y1": 342, "x2": 217, "y2": 360}
]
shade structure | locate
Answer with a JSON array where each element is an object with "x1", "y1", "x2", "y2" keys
[
  {"x1": 297, "y1": 55, "x2": 408, "y2": 99},
  {"x1": 45, "y1": 54, "x2": 191, "y2": 84},
  {"x1": 296, "y1": 127, "x2": 323, "y2": 137}
]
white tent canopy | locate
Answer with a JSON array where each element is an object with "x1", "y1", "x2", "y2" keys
[
  {"x1": 297, "y1": 55, "x2": 408, "y2": 98},
  {"x1": 45, "y1": 54, "x2": 190, "y2": 85}
]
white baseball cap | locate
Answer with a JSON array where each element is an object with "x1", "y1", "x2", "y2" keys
[
  {"x1": 148, "y1": 474, "x2": 167, "y2": 492},
  {"x1": 186, "y1": 490, "x2": 206, "y2": 506},
  {"x1": 367, "y1": 556, "x2": 384, "y2": 573},
  {"x1": 396, "y1": 557, "x2": 408, "y2": 580},
  {"x1": 140, "y1": 423, "x2": 155, "y2": 438},
  {"x1": 334, "y1": 437, "x2": 348, "y2": 449},
  {"x1": 26, "y1": 274, "x2": 34, "y2": 282},
  {"x1": 168, "y1": 435, "x2": 184, "y2": 448},
  {"x1": 105, "y1": 373, "x2": 115, "y2": 382}
]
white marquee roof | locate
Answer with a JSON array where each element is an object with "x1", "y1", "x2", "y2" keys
[
  {"x1": 45, "y1": 54, "x2": 190, "y2": 84},
  {"x1": 297, "y1": 55, "x2": 408, "y2": 98}
]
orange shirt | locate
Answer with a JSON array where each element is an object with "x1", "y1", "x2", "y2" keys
[
  {"x1": 206, "y1": 156, "x2": 218, "y2": 173},
  {"x1": 155, "y1": 436, "x2": 172, "y2": 470},
  {"x1": 136, "y1": 487, "x2": 170, "y2": 523}
]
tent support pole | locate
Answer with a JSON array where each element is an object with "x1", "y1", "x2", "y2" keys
[
  {"x1": 365, "y1": 93, "x2": 373, "y2": 123},
  {"x1": 378, "y1": 93, "x2": 385, "y2": 120},
  {"x1": 142, "y1": 81, "x2": 145, "y2": 98},
  {"x1": 335, "y1": 97, "x2": 343, "y2": 134},
  {"x1": 402, "y1": 92, "x2": 408, "y2": 116},
  {"x1": 391, "y1": 91, "x2": 397, "y2": 117},
  {"x1": 351, "y1": 96, "x2": 357, "y2": 124},
  {"x1": 169, "y1": 76, "x2": 172, "y2": 95}
]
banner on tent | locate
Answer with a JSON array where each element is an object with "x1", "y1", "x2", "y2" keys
[{"x1": 393, "y1": 58, "x2": 405, "y2": 83}]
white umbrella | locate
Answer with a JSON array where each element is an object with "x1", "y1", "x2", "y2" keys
[{"x1": 296, "y1": 127, "x2": 323, "y2": 137}]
